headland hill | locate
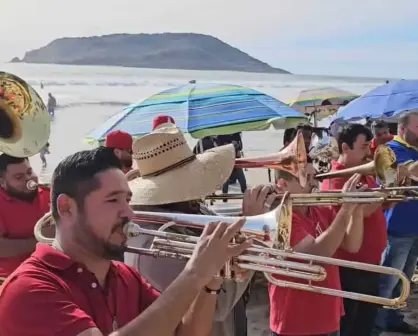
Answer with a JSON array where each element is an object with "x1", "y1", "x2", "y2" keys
[{"x1": 10, "y1": 33, "x2": 290, "y2": 74}]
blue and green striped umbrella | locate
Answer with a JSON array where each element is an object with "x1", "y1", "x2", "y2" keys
[{"x1": 85, "y1": 81, "x2": 307, "y2": 143}]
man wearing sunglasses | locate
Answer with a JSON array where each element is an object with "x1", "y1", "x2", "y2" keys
[{"x1": 105, "y1": 130, "x2": 133, "y2": 174}]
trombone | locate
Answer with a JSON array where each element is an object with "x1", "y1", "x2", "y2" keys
[
  {"x1": 127, "y1": 131, "x2": 309, "y2": 186},
  {"x1": 207, "y1": 145, "x2": 418, "y2": 201},
  {"x1": 34, "y1": 194, "x2": 410, "y2": 309}
]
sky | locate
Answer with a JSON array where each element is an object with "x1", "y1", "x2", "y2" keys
[{"x1": 2, "y1": 0, "x2": 418, "y2": 78}]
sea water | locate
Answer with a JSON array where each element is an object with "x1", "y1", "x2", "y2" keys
[{"x1": 1, "y1": 62, "x2": 388, "y2": 182}]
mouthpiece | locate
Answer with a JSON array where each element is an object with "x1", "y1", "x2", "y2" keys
[
  {"x1": 26, "y1": 180, "x2": 38, "y2": 191},
  {"x1": 123, "y1": 222, "x2": 141, "y2": 238}
]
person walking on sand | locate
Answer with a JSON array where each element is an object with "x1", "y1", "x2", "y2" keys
[
  {"x1": 39, "y1": 143, "x2": 50, "y2": 168},
  {"x1": 47, "y1": 93, "x2": 56, "y2": 117}
]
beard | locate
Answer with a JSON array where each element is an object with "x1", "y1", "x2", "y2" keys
[
  {"x1": 74, "y1": 213, "x2": 130, "y2": 260},
  {"x1": 3, "y1": 183, "x2": 38, "y2": 202},
  {"x1": 121, "y1": 158, "x2": 133, "y2": 169},
  {"x1": 405, "y1": 130, "x2": 418, "y2": 148}
]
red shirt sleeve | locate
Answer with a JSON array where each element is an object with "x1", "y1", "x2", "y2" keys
[
  {"x1": 290, "y1": 213, "x2": 311, "y2": 247},
  {"x1": 138, "y1": 274, "x2": 161, "y2": 312},
  {"x1": 0, "y1": 276, "x2": 97, "y2": 336}
]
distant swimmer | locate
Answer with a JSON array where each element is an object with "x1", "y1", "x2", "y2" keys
[
  {"x1": 40, "y1": 81, "x2": 44, "y2": 89},
  {"x1": 47, "y1": 93, "x2": 56, "y2": 117},
  {"x1": 39, "y1": 142, "x2": 50, "y2": 168}
]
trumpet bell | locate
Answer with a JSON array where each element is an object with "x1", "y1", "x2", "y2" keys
[
  {"x1": 235, "y1": 131, "x2": 308, "y2": 187},
  {"x1": 0, "y1": 72, "x2": 50, "y2": 158}
]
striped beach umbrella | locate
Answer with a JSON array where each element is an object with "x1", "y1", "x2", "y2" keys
[
  {"x1": 290, "y1": 87, "x2": 359, "y2": 120},
  {"x1": 85, "y1": 81, "x2": 307, "y2": 143}
]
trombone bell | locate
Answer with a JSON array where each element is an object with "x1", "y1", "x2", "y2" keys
[
  {"x1": 0, "y1": 72, "x2": 50, "y2": 158},
  {"x1": 315, "y1": 145, "x2": 399, "y2": 187},
  {"x1": 235, "y1": 131, "x2": 308, "y2": 187}
]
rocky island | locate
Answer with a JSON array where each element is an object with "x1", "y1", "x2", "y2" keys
[{"x1": 11, "y1": 33, "x2": 290, "y2": 74}]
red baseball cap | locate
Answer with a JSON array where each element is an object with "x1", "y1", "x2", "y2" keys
[
  {"x1": 105, "y1": 130, "x2": 133, "y2": 150},
  {"x1": 152, "y1": 115, "x2": 175, "y2": 131}
]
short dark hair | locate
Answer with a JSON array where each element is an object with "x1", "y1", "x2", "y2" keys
[
  {"x1": 398, "y1": 110, "x2": 418, "y2": 128},
  {"x1": 337, "y1": 123, "x2": 373, "y2": 153},
  {"x1": 0, "y1": 154, "x2": 27, "y2": 176},
  {"x1": 296, "y1": 123, "x2": 314, "y2": 132},
  {"x1": 283, "y1": 128, "x2": 297, "y2": 146},
  {"x1": 51, "y1": 147, "x2": 122, "y2": 221},
  {"x1": 371, "y1": 120, "x2": 388, "y2": 130}
]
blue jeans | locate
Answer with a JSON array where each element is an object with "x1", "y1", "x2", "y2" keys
[
  {"x1": 375, "y1": 234, "x2": 418, "y2": 329},
  {"x1": 271, "y1": 332, "x2": 339, "y2": 336}
]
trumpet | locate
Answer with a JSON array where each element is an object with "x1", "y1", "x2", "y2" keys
[
  {"x1": 235, "y1": 131, "x2": 308, "y2": 187},
  {"x1": 34, "y1": 194, "x2": 410, "y2": 308},
  {"x1": 26, "y1": 180, "x2": 50, "y2": 191}
]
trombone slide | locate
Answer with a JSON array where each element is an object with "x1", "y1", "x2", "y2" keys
[{"x1": 33, "y1": 195, "x2": 410, "y2": 309}]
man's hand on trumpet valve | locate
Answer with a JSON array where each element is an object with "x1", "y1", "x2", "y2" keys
[
  {"x1": 184, "y1": 218, "x2": 252, "y2": 287},
  {"x1": 242, "y1": 184, "x2": 278, "y2": 216}
]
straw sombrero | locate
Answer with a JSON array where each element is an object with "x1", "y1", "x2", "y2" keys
[{"x1": 129, "y1": 125, "x2": 235, "y2": 205}]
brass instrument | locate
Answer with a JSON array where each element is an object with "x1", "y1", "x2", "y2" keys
[
  {"x1": 34, "y1": 194, "x2": 410, "y2": 308},
  {"x1": 0, "y1": 72, "x2": 50, "y2": 157},
  {"x1": 207, "y1": 145, "x2": 418, "y2": 201},
  {"x1": 235, "y1": 131, "x2": 307, "y2": 187},
  {"x1": 316, "y1": 145, "x2": 398, "y2": 185},
  {"x1": 26, "y1": 180, "x2": 50, "y2": 191}
]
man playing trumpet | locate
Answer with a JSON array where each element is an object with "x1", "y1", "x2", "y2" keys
[
  {"x1": 0, "y1": 147, "x2": 251, "y2": 335},
  {"x1": 125, "y1": 121, "x2": 275, "y2": 336},
  {"x1": 0, "y1": 154, "x2": 50, "y2": 281},
  {"x1": 270, "y1": 162, "x2": 365, "y2": 336}
]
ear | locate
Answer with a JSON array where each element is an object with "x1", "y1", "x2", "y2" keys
[
  {"x1": 113, "y1": 148, "x2": 122, "y2": 158},
  {"x1": 341, "y1": 143, "x2": 350, "y2": 154},
  {"x1": 56, "y1": 194, "x2": 78, "y2": 220}
]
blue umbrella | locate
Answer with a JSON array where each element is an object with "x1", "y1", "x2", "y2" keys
[
  {"x1": 85, "y1": 81, "x2": 307, "y2": 143},
  {"x1": 336, "y1": 80, "x2": 418, "y2": 122}
]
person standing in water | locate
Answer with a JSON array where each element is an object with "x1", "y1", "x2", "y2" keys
[
  {"x1": 39, "y1": 143, "x2": 50, "y2": 168},
  {"x1": 47, "y1": 93, "x2": 56, "y2": 117}
]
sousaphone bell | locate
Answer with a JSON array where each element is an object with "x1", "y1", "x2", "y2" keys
[{"x1": 0, "y1": 72, "x2": 50, "y2": 158}]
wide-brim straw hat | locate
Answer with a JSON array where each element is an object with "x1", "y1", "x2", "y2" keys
[{"x1": 129, "y1": 124, "x2": 235, "y2": 205}]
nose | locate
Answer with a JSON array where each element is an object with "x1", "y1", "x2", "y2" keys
[{"x1": 123, "y1": 200, "x2": 134, "y2": 220}]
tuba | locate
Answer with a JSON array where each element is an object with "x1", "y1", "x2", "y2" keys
[
  {"x1": 0, "y1": 72, "x2": 50, "y2": 158},
  {"x1": 235, "y1": 131, "x2": 307, "y2": 187},
  {"x1": 309, "y1": 136, "x2": 339, "y2": 174}
]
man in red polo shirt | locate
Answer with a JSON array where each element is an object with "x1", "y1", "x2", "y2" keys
[
  {"x1": 270, "y1": 162, "x2": 365, "y2": 336},
  {"x1": 105, "y1": 130, "x2": 133, "y2": 174},
  {"x1": 369, "y1": 120, "x2": 394, "y2": 158},
  {"x1": 0, "y1": 147, "x2": 251, "y2": 336},
  {"x1": 321, "y1": 123, "x2": 387, "y2": 336},
  {"x1": 0, "y1": 154, "x2": 50, "y2": 281}
]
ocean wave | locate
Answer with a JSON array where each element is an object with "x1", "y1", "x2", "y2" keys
[{"x1": 57, "y1": 101, "x2": 131, "y2": 109}]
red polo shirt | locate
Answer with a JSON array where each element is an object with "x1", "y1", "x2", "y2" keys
[
  {"x1": 0, "y1": 187, "x2": 51, "y2": 277},
  {"x1": 0, "y1": 243, "x2": 160, "y2": 335},
  {"x1": 269, "y1": 207, "x2": 343, "y2": 335},
  {"x1": 321, "y1": 160, "x2": 387, "y2": 264}
]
